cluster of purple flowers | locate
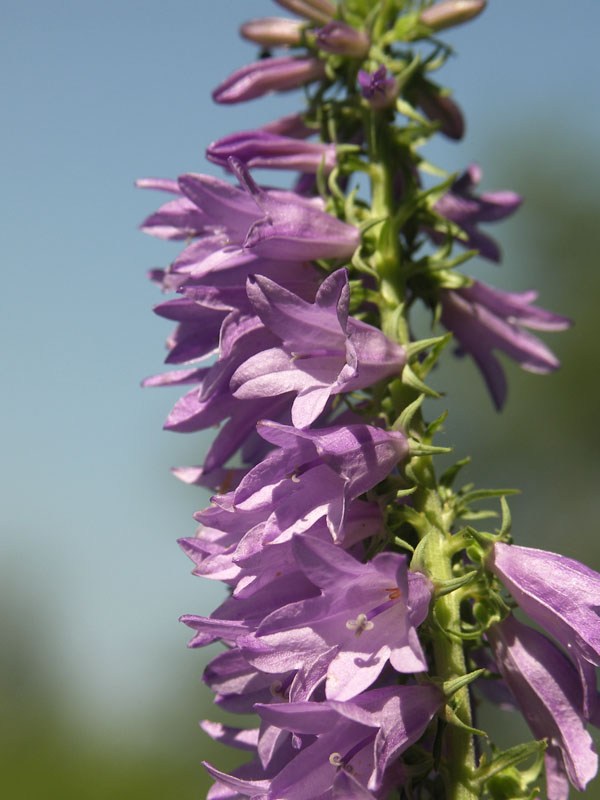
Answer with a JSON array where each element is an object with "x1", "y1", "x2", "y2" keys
[{"x1": 138, "y1": 2, "x2": 597, "y2": 798}]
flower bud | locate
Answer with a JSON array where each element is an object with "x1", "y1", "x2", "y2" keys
[
  {"x1": 415, "y1": 86, "x2": 464, "y2": 140},
  {"x1": 273, "y1": 0, "x2": 335, "y2": 25},
  {"x1": 260, "y1": 112, "x2": 316, "y2": 139},
  {"x1": 315, "y1": 21, "x2": 370, "y2": 58},
  {"x1": 212, "y1": 56, "x2": 326, "y2": 105},
  {"x1": 240, "y1": 17, "x2": 304, "y2": 48},
  {"x1": 420, "y1": 0, "x2": 487, "y2": 32},
  {"x1": 206, "y1": 130, "x2": 337, "y2": 174}
]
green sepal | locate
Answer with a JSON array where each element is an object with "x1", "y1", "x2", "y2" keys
[
  {"x1": 434, "y1": 570, "x2": 478, "y2": 597},
  {"x1": 458, "y1": 488, "x2": 520, "y2": 506},
  {"x1": 409, "y1": 440, "x2": 453, "y2": 457},
  {"x1": 418, "y1": 332, "x2": 452, "y2": 377},
  {"x1": 394, "y1": 393, "x2": 424, "y2": 431},
  {"x1": 424, "y1": 409, "x2": 448, "y2": 439},
  {"x1": 358, "y1": 215, "x2": 387, "y2": 236},
  {"x1": 442, "y1": 669, "x2": 485, "y2": 699},
  {"x1": 402, "y1": 363, "x2": 442, "y2": 397},
  {"x1": 473, "y1": 740, "x2": 547, "y2": 790},
  {"x1": 498, "y1": 496, "x2": 512, "y2": 539},
  {"x1": 351, "y1": 248, "x2": 378, "y2": 278},
  {"x1": 405, "y1": 334, "x2": 451, "y2": 361},
  {"x1": 394, "y1": 536, "x2": 415, "y2": 553},
  {"x1": 440, "y1": 703, "x2": 487, "y2": 738},
  {"x1": 440, "y1": 457, "x2": 471, "y2": 487}
]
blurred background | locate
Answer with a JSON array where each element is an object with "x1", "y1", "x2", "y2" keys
[{"x1": 1, "y1": 0, "x2": 599, "y2": 796}]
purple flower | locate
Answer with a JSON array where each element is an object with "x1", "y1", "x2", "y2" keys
[
  {"x1": 203, "y1": 684, "x2": 443, "y2": 798},
  {"x1": 260, "y1": 111, "x2": 316, "y2": 139},
  {"x1": 358, "y1": 67, "x2": 397, "y2": 109},
  {"x1": 488, "y1": 615, "x2": 597, "y2": 799},
  {"x1": 415, "y1": 86, "x2": 464, "y2": 140},
  {"x1": 207, "y1": 130, "x2": 337, "y2": 174},
  {"x1": 242, "y1": 534, "x2": 432, "y2": 700},
  {"x1": 180, "y1": 159, "x2": 360, "y2": 262},
  {"x1": 440, "y1": 279, "x2": 570, "y2": 409},
  {"x1": 231, "y1": 269, "x2": 406, "y2": 428},
  {"x1": 489, "y1": 542, "x2": 600, "y2": 717},
  {"x1": 419, "y1": 0, "x2": 487, "y2": 32},
  {"x1": 212, "y1": 56, "x2": 326, "y2": 104},
  {"x1": 315, "y1": 21, "x2": 370, "y2": 58},
  {"x1": 433, "y1": 164, "x2": 521, "y2": 262}
]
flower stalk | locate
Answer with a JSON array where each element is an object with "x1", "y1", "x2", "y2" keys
[{"x1": 137, "y1": 3, "x2": 595, "y2": 799}]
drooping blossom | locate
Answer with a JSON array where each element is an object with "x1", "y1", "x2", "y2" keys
[
  {"x1": 203, "y1": 684, "x2": 443, "y2": 798},
  {"x1": 231, "y1": 269, "x2": 406, "y2": 428},
  {"x1": 433, "y1": 164, "x2": 521, "y2": 261},
  {"x1": 212, "y1": 56, "x2": 326, "y2": 104},
  {"x1": 487, "y1": 615, "x2": 597, "y2": 799},
  {"x1": 440, "y1": 279, "x2": 570, "y2": 409},
  {"x1": 414, "y1": 84, "x2": 465, "y2": 140},
  {"x1": 489, "y1": 542, "x2": 600, "y2": 717},
  {"x1": 207, "y1": 130, "x2": 337, "y2": 174},
  {"x1": 241, "y1": 534, "x2": 432, "y2": 700}
]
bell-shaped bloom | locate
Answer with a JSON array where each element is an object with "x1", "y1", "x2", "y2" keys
[
  {"x1": 212, "y1": 56, "x2": 326, "y2": 104},
  {"x1": 180, "y1": 159, "x2": 360, "y2": 263},
  {"x1": 242, "y1": 535, "x2": 432, "y2": 700},
  {"x1": 229, "y1": 419, "x2": 409, "y2": 542},
  {"x1": 315, "y1": 21, "x2": 370, "y2": 58},
  {"x1": 231, "y1": 269, "x2": 406, "y2": 428},
  {"x1": 240, "y1": 17, "x2": 304, "y2": 47},
  {"x1": 207, "y1": 130, "x2": 337, "y2": 174},
  {"x1": 204, "y1": 684, "x2": 442, "y2": 798},
  {"x1": 433, "y1": 163, "x2": 521, "y2": 261},
  {"x1": 487, "y1": 615, "x2": 597, "y2": 799},
  {"x1": 440, "y1": 279, "x2": 570, "y2": 409},
  {"x1": 489, "y1": 542, "x2": 600, "y2": 717}
]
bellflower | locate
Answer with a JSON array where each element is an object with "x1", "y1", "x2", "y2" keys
[
  {"x1": 489, "y1": 541, "x2": 600, "y2": 717},
  {"x1": 433, "y1": 164, "x2": 521, "y2": 261},
  {"x1": 231, "y1": 269, "x2": 406, "y2": 428},
  {"x1": 315, "y1": 21, "x2": 370, "y2": 58},
  {"x1": 212, "y1": 56, "x2": 326, "y2": 104},
  {"x1": 273, "y1": 0, "x2": 336, "y2": 25},
  {"x1": 207, "y1": 130, "x2": 337, "y2": 174},
  {"x1": 487, "y1": 615, "x2": 597, "y2": 799},
  {"x1": 242, "y1": 535, "x2": 432, "y2": 700},
  {"x1": 240, "y1": 17, "x2": 304, "y2": 48},
  {"x1": 440, "y1": 279, "x2": 570, "y2": 409},
  {"x1": 415, "y1": 85, "x2": 464, "y2": 140},
  {"x1": 358, "y1": 67, "x2": 398, "y2": 109}
]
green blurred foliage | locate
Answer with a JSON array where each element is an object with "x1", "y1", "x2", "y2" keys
[{"x1": 2, "y1": 140, "x2": 599, "y2": 797}]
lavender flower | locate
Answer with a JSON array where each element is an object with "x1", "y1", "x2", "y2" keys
[
  {"x1": 212, "y1": 56, "x2": 326, "y2": 104},
  {"x1": 241, "y1": 534, "x2": 432, "y2": 700},
  {"x1": 488, "y1": 615, "x2": 597, "y2": 799},
  {"x1": 358, "y1": 67, "x2": 398, "y2": 109},
  {"x1": 415, "y1": 85, "x2": 465, "y2": 140},
  {"x1": 489, "y1": 542, "x2": 600, "y2": 717},
  {"x1": 231, "y1": 269, "x2": 406, "y2": 428},
  {"x1": 433, "y1": 164, "x2": 522, "y2": 261},
  {"x1": 206, "y1": 130, "x2": 337, "y2": 174},
  {"x1": 440, "y1": 279, "x2": 570, "y2": 409}
]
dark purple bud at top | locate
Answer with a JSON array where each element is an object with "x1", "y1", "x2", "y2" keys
[
  {"x1": 274, "y1": 0, "x2": 336, "y2": 25},
  {"x1": 240, "y1": 17, "x2": 304, "y2": 48},
  {"x1": 213, "y1": 56, "x2": 326, "y2": 105},
  {"x1": 358, "y1": 67, "x2": 398, "y2": 109},
  {"x1": 420, "y1": 0, "x2": 487, "y2": 32},
  {"x1": 416, "y1": 86, "x2": 464, "y2": 140},
  {"x1": 207, "y1": 130, "x2": 336, "y2": 174},
  {"x1": 315, "y1": 21, "x2": 370, "y2": 58}
]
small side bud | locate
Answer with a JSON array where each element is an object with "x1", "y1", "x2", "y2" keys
[
  {"x1": 315, "y1": 21, "x2": 370, "y2": 58},
  {"x1": 420, "y1": 1, "x2": 487, "y2": 32},
  {"x1": 415, "y1": 86, "x2": 465, "y2": 140},
  {"x1": 240, "y1": 17, "x2": 304, "y2": 48},
  {"x1": 358, "y1": 66, "x2": 398, "y2": 110}
]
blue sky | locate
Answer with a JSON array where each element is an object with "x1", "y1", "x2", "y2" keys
[{"x1": 1, "y1": 0, "x2": 599, "y2": 740}]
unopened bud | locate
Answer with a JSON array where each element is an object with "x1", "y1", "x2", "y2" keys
[
  {"x1": 315, "y1": 21, "x2": 370, "y2": 58},
  {"x1": 274, "y1": 0, "x2": 336, "y2": 25},
  {"x1": 415, "y1": 87, "x2": 464, "y2": 140},
  {"x1": 419, "y1": 0, "x2": 486, "y2": 32},
  {"x1": 240, "y1": 17, "x2": 304, "y2": 48}
]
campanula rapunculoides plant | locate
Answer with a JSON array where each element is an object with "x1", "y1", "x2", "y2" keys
[{"x1": 138, "y1": 2, "x2": 598, "y2": 798}]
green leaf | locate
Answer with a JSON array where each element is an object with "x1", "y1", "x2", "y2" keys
[
  {"x1": 458, "y1": 488, "x2": 520, "y2": 506},
  {"x1": 474, "y1": 740, "x2": 547, "y2": 788},
  {"x1": 440, "y1": 457, "x2": 471, "y2": 487}
]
